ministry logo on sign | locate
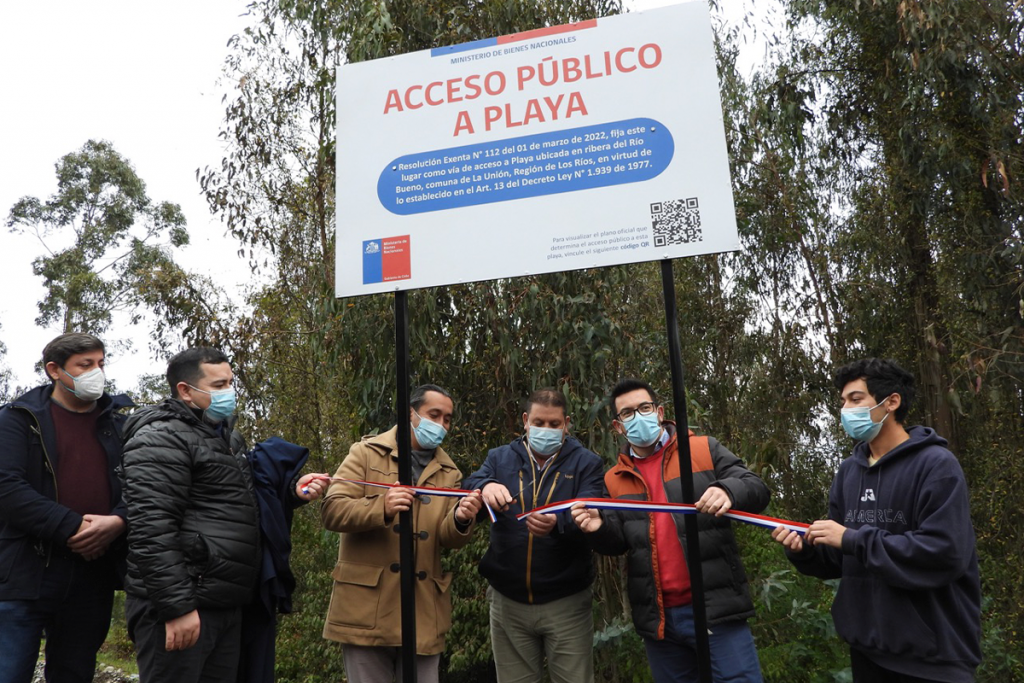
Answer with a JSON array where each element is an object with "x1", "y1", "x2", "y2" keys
[{"x1": 363, "y1": 235, "x2": 412, "y2": 285}]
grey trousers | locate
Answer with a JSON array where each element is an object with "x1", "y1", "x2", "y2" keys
[
  {"x1": 488, "y1": 586, "x2": 595, "y2": 683},
  {"x1": 342, "y1": 644, "x2": 441, "y2": 683}
]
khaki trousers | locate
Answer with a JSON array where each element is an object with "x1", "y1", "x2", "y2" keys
[{"x1": 488, "y1": 586, "x2": 594, "y2": 683}]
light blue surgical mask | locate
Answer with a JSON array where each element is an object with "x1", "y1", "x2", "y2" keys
[
  {"x1": 624, "y1": 412, "x2": 662, "y2": 448},
  {"x1": 413, "y1": 413, "x2": 447, "y2": 450},
  {"x1": 528, "y1": 426, "x2": 565, "y2": 457},
  {"x1": 188, "y1": 385, "x2": 237, "y2": 423},
  {"x1": 840, "y1": 396, "x2": 891, "y2": 442}
]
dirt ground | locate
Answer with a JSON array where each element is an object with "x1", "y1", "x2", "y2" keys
[{"x1": 32, "y1": 662, "x2": 138, "y2": 683}]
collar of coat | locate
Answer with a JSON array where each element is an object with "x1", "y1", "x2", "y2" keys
[
  {"x1": 362, "y1": 425, "x2": 460, "y2": 482},
  {"x1": 9, "y1": 382, "x2": 134, "y2": 418}
]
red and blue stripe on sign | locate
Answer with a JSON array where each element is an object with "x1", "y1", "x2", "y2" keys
[{"x1": 430, "y1": 19, "x2": 598, "y2": 58}]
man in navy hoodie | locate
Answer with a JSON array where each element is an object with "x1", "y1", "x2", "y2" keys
[
  {"x1": 463, "y1": 388, "x2": 605, "y2": 683},
  {"x1": 0, "y1": 333, "x2": 133, "y2": 683},
  {"x1": 772, "y1": 358, "x2": 981, "y2": 683}
]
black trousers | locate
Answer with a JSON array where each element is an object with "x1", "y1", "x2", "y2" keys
[
  {"x1": 850, "y1": 648, "x2": 948, "y2": 683},
  {"x1": 238, "y1": 600, "x2": 276, "y2": 683},
  {"x1": 126, "y1": 597, "x2": 241, "y2": 683}
]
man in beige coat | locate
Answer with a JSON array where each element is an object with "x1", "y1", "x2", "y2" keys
[{"x1": 322, "y1": 384, "x2": 482, "y2": 683}]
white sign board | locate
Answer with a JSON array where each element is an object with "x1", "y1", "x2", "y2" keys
[{"x1": 335, "y1": 1, "x2": 738, "y2": 297}]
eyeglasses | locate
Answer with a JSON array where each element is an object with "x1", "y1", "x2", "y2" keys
[{"x1": 615, "y1": 401, "x2": 657, "y2": 423}]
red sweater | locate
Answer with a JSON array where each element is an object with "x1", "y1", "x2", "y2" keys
[
  {"x1": 633, "y1": 445, "x2": 691, "y2": 607},
  {"x1": 51, "y1": 402, "x2": 111, "y2": 516}
]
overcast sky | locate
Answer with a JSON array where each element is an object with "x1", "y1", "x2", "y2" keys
[
  {"x1": 0, "y1": 0, "x2": 252, "y2": 388},
  {"x1": 0, "y1": 0, "x2": 759, "y2": 391}
]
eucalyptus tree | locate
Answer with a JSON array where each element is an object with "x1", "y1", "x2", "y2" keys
[
  {"x1": 776, "y1": 0, "x2": 1023, "y2": 440},
  {"x1": 189, "y1": 0, "x2": 1021, "y2": 679},
  {"x1": 197, "y1": 2, "x2": 681, "y2": 679},
  {"x1": 741, "y1": 1, "x2": 1024, "y2": 676},
  {"x1": 6, "y1": 139, "x2": 229, "y2": 355},
  {"x1": 0, "y1": 330, "x2": 13, "y2": 403}
]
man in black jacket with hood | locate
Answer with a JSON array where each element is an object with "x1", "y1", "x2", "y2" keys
[
  {"x1": 0, "y1": 332, "x2": 133, "y2": 683},
  {"x1": 121, "y1": 347, "x2": 259, "y2": 682}
]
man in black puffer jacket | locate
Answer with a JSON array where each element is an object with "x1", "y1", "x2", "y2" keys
[{"x1": 121, "y1": 347, "x2": 259, "y2": 683}]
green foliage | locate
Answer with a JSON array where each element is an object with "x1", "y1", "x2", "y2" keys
[
  {"x1": 272, "y1": 509, "x2": 348, "y2": 683},
  {"x1": 978, "y1": 598, "x2": 1023, "y2": 682},
  {"x1": 443, "y1": 530, "x2": 492, "y2": 674},
  {"x1": 593, "y1": 618, "x2": 651, "y2": 683},
  {"x1": 739, "y1": 526, "x2": 848, "y2": 683},
  {"x1": 123, "y1": 373, "x2": 172, "y2": 408}
]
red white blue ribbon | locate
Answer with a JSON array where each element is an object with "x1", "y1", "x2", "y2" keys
[
  {"x1": 324, "y1": 477, "x2": 497, "y2": 522},
  {"x1": 515, "y1": 497, "x2": 809, "y2": 535}
]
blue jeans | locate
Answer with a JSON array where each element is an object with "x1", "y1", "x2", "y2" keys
[
  {"x1": 0, "y1": 555, "x2": 115, "y2": 683},
  {"x1": 643, "y1": 604, "x2": 763, "y2": 683}
]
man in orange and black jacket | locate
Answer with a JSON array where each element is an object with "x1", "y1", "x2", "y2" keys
[{"x1": 572, "y1": 378, "x2": 769, "y2": 683}]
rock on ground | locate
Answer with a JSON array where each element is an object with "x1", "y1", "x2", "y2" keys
[{"x1": 32, "y1": 662, "x2": 138, "y2": 683}]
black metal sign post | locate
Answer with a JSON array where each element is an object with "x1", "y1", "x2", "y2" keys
[
  {"x1": 660, "y1": 258, "x2": 712, "y2": 683},
  {"x1": 395, "y1": 290, "x2": 418, "y2": 683}
]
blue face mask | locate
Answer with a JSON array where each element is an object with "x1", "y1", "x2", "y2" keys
[
  {"x1": 624, "y1": 412, "x2": 662, "y2": 448},
  {"x1": 528, "y1": 426, "x2": 565, "y2": 457},
  {"x1": 413, "y1": 413, "x2": 447, "y2": 450},
  {"x1": 189, "y1": 385, "x2": 237, "y2": 423},
  {"x1": 840, "y1": 397, "x2": 891, "y2": 442}
]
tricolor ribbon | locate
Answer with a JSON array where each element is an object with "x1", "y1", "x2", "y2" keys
[
  {"x1": 322, "y1": 477, "x2": 497, "y2": 522},
  {"x1": 515, "y1": 497, "x2": 809, "y2": 535}
]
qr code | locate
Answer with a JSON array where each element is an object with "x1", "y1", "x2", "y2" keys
[{"x1": 651, "y1": 198, "x2": 702, "y2": 246}]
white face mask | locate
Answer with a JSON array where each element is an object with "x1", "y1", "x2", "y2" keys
[{"x1": 61, "y1": 366, "x2": 106, "y2": 402}]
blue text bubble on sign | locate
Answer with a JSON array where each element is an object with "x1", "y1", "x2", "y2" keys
[{"x1": 378, "y1": 118, "x2": 673, "y2": 215}]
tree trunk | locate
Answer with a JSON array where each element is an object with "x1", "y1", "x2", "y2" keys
[{"x1": 904, "y1": 210, "x2": 959, "y2": 451}]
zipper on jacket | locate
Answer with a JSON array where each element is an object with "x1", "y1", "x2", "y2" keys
[
  {"x1": 524, "y1": 468, "x2": 562, "y2": 605},
  {"x1": 620, "y1": 459, "x2": 668, "y2": 640},
  {"x1": 28, "y1": 418, "x2": 58, "y2": 567}
]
